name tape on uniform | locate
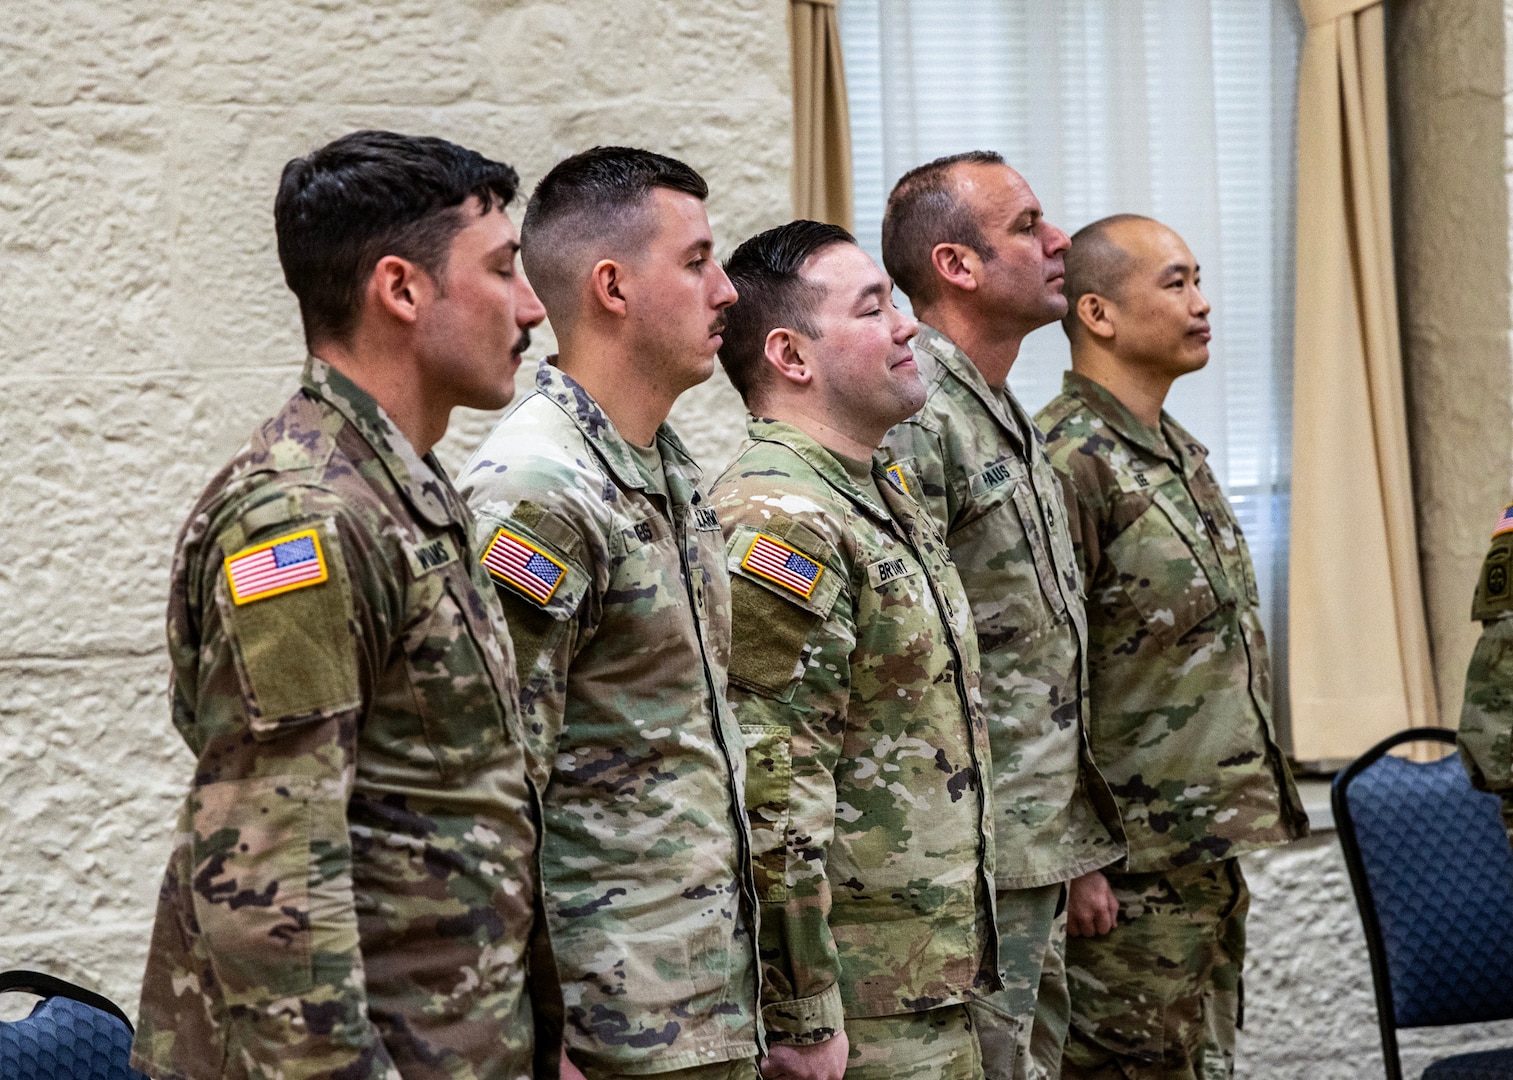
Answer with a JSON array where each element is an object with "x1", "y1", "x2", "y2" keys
[
  {"x1": 742, "y1": 534, "x2": 823, "y2": 599},
  {"x1": 692, "y1": 507, "x2": 722, "y2": 531},
  {"x1": 482, "y1": 527, "x2": 567, "y2": 604},
  {"x1": 1495, "y1": 502, "x2": 1513, "y2": 538},
  {"x1": 225, "y1": 528, "x2": 329, "y2": 605},
  {"x1": 868, "y1": 555, "x2": 918, "y2": 588},
  {"x1": 885, "y1": 464, "x2": 910, "y2": 495}
]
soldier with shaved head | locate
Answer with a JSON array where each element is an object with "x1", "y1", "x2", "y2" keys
[{"x1": 1036, "y1": 215, "x2": 1308, "y2": 1080}]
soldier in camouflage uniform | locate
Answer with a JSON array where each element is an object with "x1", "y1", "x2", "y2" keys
[
  {"x1": 1456, "y1": 502, "x2": 1513, "y2": 816},
  {"x1": 1036, "y1": 215, "x2": 1308, "y2": 1080},
  {"x1": 133, "y1": 131, "x2": 549, "y2": 1080},
  {"x1": 877, "y1": 152, "x2": 1125, "y2": 1080},
  {"x1": 709, "y1": 220, "x2": 1000, "y2": 1080},
  {"x1": 457, "y1": 148, "x2": 760, "y2": 1080}
]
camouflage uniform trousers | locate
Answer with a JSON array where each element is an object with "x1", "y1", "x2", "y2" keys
[
  {"x1": 966, "y1": 883, "x2": 1069, "y2": 1080},
  {"x1": 587, "y1": 1059, "x2": 758, "y2": 1080},
  {"x1": 844, "y1": 1005, "x2": 985, "y2": 1080},
  {"x1": 1062, "y1": 860, "x2": 1249, "y2": 1080}
]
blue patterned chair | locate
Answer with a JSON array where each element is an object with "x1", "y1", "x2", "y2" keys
[
  {"x1": 0, "y1": 970, "x2": 146, "y2": 1080},
  {"x1": 1333, "y1": 727, "x2": 1513, "y2": 1080}
]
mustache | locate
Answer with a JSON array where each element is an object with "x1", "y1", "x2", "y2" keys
[
  {"x1": 511, "y1": 329, "x2": 532, "y2": 357},
  {"x1": 709, "y1": 315, "x2": 727, "y2": 336}
]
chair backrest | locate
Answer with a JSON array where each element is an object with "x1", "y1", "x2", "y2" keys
[
  {"x1": 0, "y1": 970, "x2": 144, "y2": 1080},
  {"x1": 1334, "y1": 728, "x2": 1513, "y2": 1033}
]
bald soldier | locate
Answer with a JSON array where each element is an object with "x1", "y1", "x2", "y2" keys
[
  {"x1": 1037, "y1": 215, "x2": 1308, "y2": 1080},
  {"x1": 710, "y1": 220, "x2": 999, "y2": 1080},
  {"x1": 458, "y1": 147, "x2": 760, "y2": 1080},
  {"x1": 134, "y1": 131, "x2": 548, "y2": 1080},
  {"x1": 1456, "y1": 501, "x2": 1513, "y2": 821},
  {"x1": 878, "y1": 151, "x2": 1124, "y2": 1080}
]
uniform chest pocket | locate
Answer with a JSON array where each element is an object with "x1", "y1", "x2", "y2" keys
[
  {"x1": 406, "y1": 574, "x2": 512, "y2": 780},
  {"x1": 1104, "y1": 502, "x2": 1221, "y2": 648},
  {"x1": 951, "y1": 479, "x2": 1055, "y2": 654}
]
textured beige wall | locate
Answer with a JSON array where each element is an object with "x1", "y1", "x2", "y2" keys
[
  {"x1": 1388, "y1": 0, "x2": 1513, "y2": 723},
  {"x1": 0, "y1": 0, "x2": 787, "y2": 1012}
]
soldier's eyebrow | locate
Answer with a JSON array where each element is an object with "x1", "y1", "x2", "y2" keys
[
  {"x1": 1163, "y1": 261, "x2": 1198, "y2": 277},
  {"x1": 488, "y1": 240, "x2": 522, "y2": 261},
  {"x1": 854, "y1": 280, "x2": 889, "y2": 306}
]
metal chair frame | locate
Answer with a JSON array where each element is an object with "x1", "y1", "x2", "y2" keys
[{"x1": 0, "y1": 969, "x2": 134, "y2": 1032}]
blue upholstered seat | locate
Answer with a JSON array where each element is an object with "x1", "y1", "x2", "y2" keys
[
  {"x1": 1334, "y1": 728, "x2": 1513, "y2": 1080},
  {"x1": 0, "y1": 972, "x2": 145, "y2": 1080}
]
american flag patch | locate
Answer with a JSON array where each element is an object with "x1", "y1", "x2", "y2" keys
[
  {"x1": 225, "y1": 529, "x2": 329, "y2": 605},
  {"x1": 886, "y1": 463, "x2": 910, "y2": 494},
  {"x1": 482, "y1": 528, "x2": 567, "y2": 604},
  {"x1": 1496, "y1": 503, "x2": 1513, "y2": 538},
  {"x1": 742, "y1": 535, "x2": 823, "y2": 599}
]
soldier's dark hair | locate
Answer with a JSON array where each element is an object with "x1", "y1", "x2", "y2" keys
[
  {"x1": 718, "y1": 219, "x2": 856, "y2": 406},
  {"x1": 274, "y1": 130, "x2": 520, "y2": 348},
  {"x1": 521, "y1": 146, "x2": 710, "y2": 331},
  {"x1": 881, "y1": 150, "x2": 1006, "y2": 307},
  {"x1": 1061, "y1": 214, "x2": 1155, "y2": 342}
]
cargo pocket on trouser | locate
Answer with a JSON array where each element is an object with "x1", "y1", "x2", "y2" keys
[
  {"x1": 1194, "y1": 861, "x2": 1249, "y2": 1080},
  {"x1": 190, "y1": 775, "x2": 316, "y2": 1005},
  {"x1": 1063, "y1": 870, "x2": 1209, "y2": 1076}
]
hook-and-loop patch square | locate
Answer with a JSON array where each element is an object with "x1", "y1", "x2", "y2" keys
[
  {"x1": 225, "y1": 529, "x2": 329, "y2": 605},
  {"x1": 741, "y1": 534, "x2": 823, "y2": 599},
  {"x1": 482, "y1": 527, "x2": 567, "y2": 604}
]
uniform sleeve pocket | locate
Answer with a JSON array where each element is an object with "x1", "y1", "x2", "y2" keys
[
  {"x1": 741, "y1": 725, "x2": 793, "y2": 901},
  {"x1": 728, "y1": 577, "x2": 824, "y2": 701},
  {"x1": 218, "y1": 520, "x2": 361, "y2": 737},
  {"x1": 1105, "y1": 503, "x2": 1220, "y2": 647},
  {"x1": 190, "y1": 776, "x2": 316, "y2": 1006}
]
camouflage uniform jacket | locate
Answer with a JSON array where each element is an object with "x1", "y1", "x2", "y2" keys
[
  {"x1": 1457, "y1": 504, "x2": 1513, "y2": 795},
  {"x1": 709, "y1": 417, "x2": 1000, "y2": 1044},
  {"x1": 882, "y1": 325, "x2": 1124, "y2": 889},
  {"x1": 1036, "y1": 372, "x2": 1307, "y2": 871},
  {"x1": 133, "y1": 357, "x2": 543, "y2": 1080},
  {"x1": 457, "y1": 360, "x2": 759, "y2": 1074}
]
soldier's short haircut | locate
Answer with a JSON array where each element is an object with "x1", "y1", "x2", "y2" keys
[
  {"x1": 275, "y1": 130, "x2": 520, "y2": 348},
  {"x1": 881, "y1": 150, "x2": 1006, "y2": 306},
  {"x1": 1060, "y1": 213, "x2": 1155, "y2": 342},
  {"x1": 718, "y1": 220, "x2": 857, "y2": 406},
  {"x1": 521, "y1": 146, "x2": 710, "y2": 330}
]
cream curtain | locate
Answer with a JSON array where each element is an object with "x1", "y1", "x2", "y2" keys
[
  {"x1": 1290, "y1": 0, "x2": 1439, "y2": 761},
  {"x1": 790, "y1": 0, "x2": 854, "y2": 229}
]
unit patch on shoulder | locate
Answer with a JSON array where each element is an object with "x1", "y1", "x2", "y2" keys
[
  {"x1": 742, "y1": 534, "x2": 823, "y2": 599},
  {"x1": 225, "y1": 528, "x2": 329, "y2": 605},
  {"x1": 885, "y1": 463, "x2": 910, "y2": 495},
  {"x1": 482, "y1": 527, "x2": 567, "y2": 604},
  {"x1": 1494, "y1": 502, "x2": 1513, "y2": 538}
]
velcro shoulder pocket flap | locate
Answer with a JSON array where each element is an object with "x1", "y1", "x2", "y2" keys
[{"x1": 478, "y1": 503, "x2": 589, "y2": 622}]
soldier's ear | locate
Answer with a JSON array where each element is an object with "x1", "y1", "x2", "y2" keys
[
  {"x1": 368, "y1": 254, "x2": 428, "y2": 326},
  {"x1": 930, "y1": 242, "x2": 979, "y2": 294},
  {"x1": 588, "y1": 258, "x2": 628, "y2": 319},
  {"x1": 1078, "y1": 293, "x2": 1116, "y2": 341},
  {"x1": 762, "y1": 327, "x2": 812, "y2": 388}
]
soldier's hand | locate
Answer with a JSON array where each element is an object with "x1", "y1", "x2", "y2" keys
[
  {"x1": 559, "y1": 1047, "x2": 588, "y2": 1080},
  {"x1": 1066, "y1": 869, "x2": 1120, "y2": 937},
  {"x1": 760, "y1": 1031, "x2": 850, "y2": 1080}
]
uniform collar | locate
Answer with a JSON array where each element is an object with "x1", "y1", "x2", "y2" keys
[
  {"x1": 301, "y1": 355, "x2": 457, "y2": 527},
  {"x1": 533, "y1": 358, "x2": 704, "y2": 506},
  {"x1": 1060, "y1": 370, "x2": 1208, "y2": 479},
  {"x1": 744, "y1": 416, "x2": 896, "y2": 522},
  {"x1": 913, "y1": 323, "x2": 1035, "y2": 453}
]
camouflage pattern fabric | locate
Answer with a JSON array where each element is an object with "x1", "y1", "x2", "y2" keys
[
  {"x1": 133, "y1": 357, "x2": 544, "y2": 1080},
  {"x1": 1061, "y1": 859, "x2": 1248, "y2": 1080},
  {"x1": 882, "y1": 325, "x2": 1123, "y2": 890},
  {"x1": 1036, "y1": 372, "x2": 1308, "y2": 872},
  {"x1": 967, "y1": 885, "x2": 1068, "y2": 1080},
  {"x1": 844, "y1": 1005, "x2": 984, "y2": 1080},
  {"x1": 457, "y1": 360, "x2": 759, "y2": 1075},
  {"x1": 709, "y1": 418, "x2": 999, "y2": 1046},
  {"x1": 1457, "y1": 515, "x2": 1513, "y2": 798}
]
